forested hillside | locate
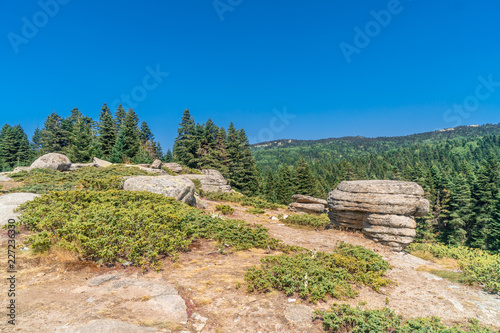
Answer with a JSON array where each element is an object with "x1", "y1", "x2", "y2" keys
[{"x1": 255, "y1": 126, "x2": 500, "y2": 252}]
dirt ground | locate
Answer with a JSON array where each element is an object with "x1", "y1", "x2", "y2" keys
[{"x1": 1, "y1": 198, "x2": 499, "y2": 332}]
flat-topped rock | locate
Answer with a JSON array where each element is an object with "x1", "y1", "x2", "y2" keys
[
  {"x1": 336, "y1": 180, "x2": 425, "y2": 196},
  {"x1": 328, "y1": 189, "x2": 430, "y2": 217},
  {"x1": 291, "y1": 194, "x2": 327, "y2": 207},
  {"x1": 183, "y1": 169, "x2": 231, "y2": 193},
  {"x1": 122, "y1": 175, "x2": 196, "y2": 206},
  {"x1": 163, "y1": 163, "x2": 183, "y2": 173},
  {"x1": 289, "y1": 202, "x2": 326, "y2": 214}
]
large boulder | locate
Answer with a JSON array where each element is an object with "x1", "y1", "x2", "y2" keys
[
  {"x1": 328, "y1": 180, "x2": 430, "y2": 251},
  {"x1": 291, "y1": 194, "x2": 327, "y2": 208},
  {"x1": 183, "y1": 169, "x2": 232, "y2": 193},
  {"x1": 93, "y1": 157, "x2": 113, "y2": 167},
  {"x1": 163, "y1": 162, "x2": 183, "y2": 173},
  {"x1": 0, "y1": 193, "x2": 40, "y2": 225},
  {"x1": 151, "y1": 159, "x2": 162, "y2": 169},
  {"x1": 328, "y1": 181, "x2": 429, "y2": 217},
  {"x1": 30, "y1": 153, "x2": 71, "y2": 171},
  {"x1": 122, "y1": 175, "x2": 196, "y2": 206}
]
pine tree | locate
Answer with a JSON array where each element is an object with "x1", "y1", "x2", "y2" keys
[
  {"x1": 0, "y1": 124, "x2": 32, "y2": 168},
  {"x1": 98, "y1": 103, "x2": 116, "y2": 157},
  {"x1": 115, "y1": 104, "x2": 126, "y2": 132},
  {"x1": 66, "y1": 108, "x2": 96, "y2": 162},
  {"x1": 263, "y1": 171, "x2": 278, "y2": 203},
  {"x1": 110, "y1": 108, "x2": 140, "y2": 162},
  {"x1": 276, "y1": 165, "x2": 294, "y2": 204},
  {"x1": 173, "y1": 108, "x2": 196, "y2": 167},
  {"x1": 12, "y1": 125, "x2": 31, "y2": 164},
  {"x1": 194, "y1": 118, "x2": 220, "y2": 169},
  {"x1": 440, "y1": 175, "x2": 471, "y2": 245},
  {"x1": 164, "y1": 149, "x2": 173, "y2": 162},
  {"x1": 294, "y1": 158, "x2": 317, "y2": 196},
  {"x1": 214, "y1": 127, "x2": 229, "y2": 177},
  {"x1": 237, "y1": 128, "x2": 259, "y2": 195},
  {"x1": 31, "y1": 126, "x2": 43, "y2": 157},
  {"x1": 40, "y1": 112, "x2": 68, "y2": 153},
  {"x1": 140, "y1": 121, "x2": 154, "y2": 143}
]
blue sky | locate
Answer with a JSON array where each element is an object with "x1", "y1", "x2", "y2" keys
[{"x1": 1, "y1": 0, "x2": 500, "y2": 149}]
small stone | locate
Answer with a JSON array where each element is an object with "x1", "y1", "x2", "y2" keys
[{"x1": 288, "y1": 298, "x2": 296, "y2": 302}]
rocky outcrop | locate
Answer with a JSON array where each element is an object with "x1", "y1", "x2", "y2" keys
[
  {"x1": 288, "y1": 194, "x2": 327, "y2": 214},
  {"x1": 328, "y1": 180, "x2": 430, "y2": 251},
  {"x1": 0, "y1": 193, "x2": 40, "y2": 225},
  {"x1": 163, "y1": 162, "x2": 183, "y2": 173},
  {"x1": 30, "y1": 153, "x2": 72, "y2": 171},
  {"x1": 289, "y1": 202, "x2": 326, "y2": 214},
  {"x1": 150, "y1": 159, "x2": 162, "y2": 169},
  {"x1": 122, "y1": 175, "x2": 196, "y2": 206},
  {"x1": 183, "y1": 169, "x2": 232, "y2": 193},
  {"x1": 0, "y1": 173, "x2": 13, "y2": 181},
  {"x1": 12, "y1": 166, "x2": 31, "y2": 173},
  {"x1": 291, "y1": 194, "x2": 327, "y2": 207},
  {"x1": 93, "y1": 157, "x2": 113, "y2": 167}
]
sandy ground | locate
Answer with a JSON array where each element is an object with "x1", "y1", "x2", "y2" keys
[{"x1": 0, "y1": 197, "x2": 499, "y2": 332}]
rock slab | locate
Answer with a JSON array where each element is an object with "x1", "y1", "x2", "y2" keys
[
  {"x1": 163, "y1": 162, "x2": 183, "y2": 173},
  {"x1": 328, "y1": 180, "x2": 430, "y2": 251},
  {"x1": 0, "y1": 193, "x2": 40, "y2": 225},
  {"x1": 183, "y1": 169, "x2": 231, "y2": 193},
  {"x1": 30, "y1": 153, "x2": 72, "y2": 171},
  {"x1": 288, "y1": 194, "x2": 327, "y2": 214},
  {"x1": 122, "y1": 175, "x2": 196, "y2": 206}
]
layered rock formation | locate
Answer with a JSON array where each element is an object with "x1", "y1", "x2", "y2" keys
[
  {"x1": 328, "y1": 180, "x2": 429, "y2": 251},
  {"x1": 288, "y1": 194, "x2": 327, "y2": 214},
  {"x1": 183, "y1": 169, "x2": 232, "y2": 193}
]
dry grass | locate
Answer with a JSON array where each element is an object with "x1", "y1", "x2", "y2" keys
[{"x1": 411, "y1": 250, "x2": 435, "y2": 261}]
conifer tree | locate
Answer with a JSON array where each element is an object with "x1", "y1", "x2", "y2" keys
[
  {"x1": 98, "y1": 103, "x2": 116, "y2": 158},
  {"x1": 110, "y1": 108, "x2": 140, "y2": 162},
  {"x1": 173, "y1": 108, "x2": 196, "y2": 167},
  {"x1": 237, "y1": 128, "x2": 259, "y2": 195},
  {"x1": 140, "y1": 121, "x2": 154, "y2": 143},
  {"x1": 164, "y1": 149, "x2": 173, "y2": 162},
  {"x1": 294, "y1": 158, "x2": 317, "y2": 196},
  {"x1": 115, "y1": 104, "x2": 126, "y2": 132},
  {"x1": 12, "y1": 125, "x2": 31, "y2": 164},
  {"x1": 276, "y1": 165, "x2": 295, "y2": 204},
  {"x1": 41, "y1": 112, "x2": 68, "y2": 153},
  {"x1": 31, "y1": 126, "x2": 43, "y2": 157},
  {"x1": 66, "y1": 108, "x2": 96, "y2": 162}
]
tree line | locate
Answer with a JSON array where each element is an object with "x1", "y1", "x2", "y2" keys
[{"x1": 0, "y1": 104, "x2": 166, "y2": 171}]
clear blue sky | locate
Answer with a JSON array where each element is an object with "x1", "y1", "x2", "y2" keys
[{"x1": 1, "y1": 0, "x2": 500, "y2": 149}]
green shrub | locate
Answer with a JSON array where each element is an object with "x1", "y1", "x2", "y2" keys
[
  {"x1": 278, "y1": 213, "x2": 330, "y2": 228},
  {"x1": 9, "y1": 165, "x2": 157, "y2": 194},
  {"x1": 215, "y1": 204, "x2": 234, "y2": 215},
  {"x1": 315, "y1": 303, "x2": 497, "y2": 332},
  {"x1": 191, "y1": 178, "x2": 203, "y2": 195},
  {"x1": 246, "y1": 208, "x2": 265, "y2": 214},
  {"x1": 160, "y1": 167, "x2": 177, "y2": 176},
  {"x1": 408, "y1": 243, "x2": 500, "y2": 294},
  {"x1": 245, "y1": 242, "x2": 390, "y2": 303},
  {"x1": 180, "y1": 166, "x2": 202, "y2": 175},
  {"x1": 16, "y1": 190, "x2": 287, "y2": 270},
  {"x1": 202, "y1": 192, "x2": 284, "y2": 210}
]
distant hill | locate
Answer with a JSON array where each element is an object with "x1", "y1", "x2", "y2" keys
[{"x1": 251, "y1": 123, "x2": 500, "y2": 170}]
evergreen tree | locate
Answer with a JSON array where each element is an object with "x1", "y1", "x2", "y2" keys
[
  {"x1": 440, "y1": 175, "x2": 471, "y2": 245},
  {"x1": 66, "y1": 108, "x2": 96, "y2": 162},
  {"x1": 110, "y1": 108, "x2": 140, "y2": 162},
  {"x1": 263, "y1": 171, "x2": 278, "y2": 203},
  {"x1": 98, "y1": 103, "x2": 116, "y2": 157},
  {"x1": 31, "y1": 126, "x2": 43, "y2": 157},
  {"x1": 173, "y1": 108, "x2": 196, "y2": 167},
  {"x1": 40, "y1": 112, "x2": 68, "y2": 153},
  {"x1": 294, "y1": 158, "x2": 317, "y2": 196},
  {"x1": 12, "y1": 125, "x2": 31, "y2": 164},
  {"x1": 237, "y1": 128, "x2": 259, "y2": 195},
  {"x1": 115, "y1": 104, "x2": 126, "y2": 132},
  {"x1": 164, "y1": 149, "x2": 173, "y2": 162},
  {"x1": 276, "y1": 165, "x2": 295, "y2": 204},
  {"x1": 140, "y1": 121, "x2": 154, "y2": 143}
]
